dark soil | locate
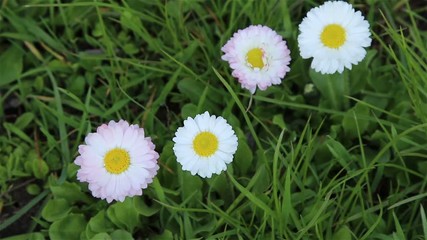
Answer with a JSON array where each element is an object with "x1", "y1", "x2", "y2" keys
[{"x1": 0, "y1": 179, "x2": 41, "y2": 238}]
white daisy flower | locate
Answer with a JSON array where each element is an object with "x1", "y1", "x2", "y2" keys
[
  {"x1": 298, "y1": 1, "x2": 372, "y2": 74},
  {"x1": 74, "y1": 120, "x2": 159, "y2": 203},
  {"x1": 221, "y1": 25, "x2": 291, "y2": 94},
  {"x1": 172, "y1": 112, "x2": 238, "y2": 178}
]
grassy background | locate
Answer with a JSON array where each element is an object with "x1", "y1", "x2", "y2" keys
[{"x1": 0, "y1": 0, "x2": 426, "y2": 239}]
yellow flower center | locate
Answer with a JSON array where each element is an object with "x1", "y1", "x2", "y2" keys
[
  {"x1": 193, "y1": 132, "x2": 219, "y2": 157},
  {"x1": 246, "y1": 48, "x2": 265, "y2": 68},
  {"x1": 104, "y1": 148, "x2": 131, "y2": 174},
  {"x1": 320, "y1": 24, "x2": 346, "y2": 49}
]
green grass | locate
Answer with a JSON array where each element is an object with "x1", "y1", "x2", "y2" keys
[{"x1": 0, "y1": 0, "x2": 427, "y2": 239}]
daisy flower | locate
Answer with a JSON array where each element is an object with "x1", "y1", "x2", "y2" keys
[
  {"x1": 173, "y1": 112, "x2": 238, "y2": 178},
  {"x1": 221, "y1": 25, "x2": 291, "y2": 94},
  {"x1": 74, "y1": 120, "x2": 159, "y2": 203},
  {"x1": 298, "y1": 1, "x2": 372, "y2": 74}
]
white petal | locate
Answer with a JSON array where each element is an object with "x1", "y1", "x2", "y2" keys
[
  {"x1": 173, "y1": 113, "x2": 237, "y2": 178},
  {"x1": 74, "y1": 120, "x2": 159, "y2": 203},
  {"x1": 297, "y1": 1, "x2": 371, "y2": 74}
]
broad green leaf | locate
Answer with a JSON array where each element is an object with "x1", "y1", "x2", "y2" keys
[
  {"x1": 92, "y1": 22, "x2": 103, "y2": 37},
  {"x1": 41, "y1": 198, "x2": 71, "y2": 222},
  {"x1": 181, "y1": 171, "x2": 202, "y2": 206},
  {"x1": 107, "y1": 198, "x2": 140, "y2": 232},
  {"x1": 122, "y1": 43, "x2": 139, "y2": 55},
  {"x1": 360, "y1": 94, "x2": 388, "y2": 118},
  {"x1": 26, "y1": 183, "x2": 41, "y2": 195},
  {"x1": 159, "y1": 141, "x2": 174, "y2": 163},
  {"x1": 361, "y1": 211, "x2": 387, "y2": 233},
  {"x1": 233, "y1": 139, "x2": 253, "y2": 175},
  {"x1": 1, "y1": 232, "x2": 44, "y2": 240},
  {"x1": 150, "y1": 230, "x2": 173, "y2": 240},
  {"x1": 67, "y1": 163, "x2": 79, "y2": 179},
  {"x1": 177, "y1": 78, "x2": 204, "y2": 104},
  {"x1": 151, "y1": 178, "x2": 166, "y2": 203},
  {"x1": 14, "y1": 112, "x2": 34, "y2": 129},
  {"x1": 181, "y1": 103, "x2": 198, "y2": 119},
  {"x1": 31, "y1": 158, "x2": 49, "y2": 179},
  {"x1": 332, "y1": 225, "x2": 352, "y2": 240},
  {"x1": 342, "y1": 102, "x2": 370, "y2": 138},
  {"x1": 309, "y1": 69, "x2": 348, "y2": 110},
  {"x1": 272, "y1": 114, "x2": 287, "y2": 129},
  {"x1": 50, "y1": 181, "x2": 91, "y2": 204},
  {"x1": 86, "y1": 210, "x2": 114, "y2": 239},
  {"x1": 133, "y1": 197, "x2": 160, "y2": 217},
  {"x1": 49, "y1": 214, "x2": 86, "y2": 240},
  {"x1": 349, "y1": 50, "x2": 373, "y2": 95},
  {"x1": 252, "y1": 162, "x2": 270, "y2": 194},
  {"x1": 90, "y1": 233, "x2": 111, "y2": 240},
  {"x1": 206, "y1": 173, "x2": 232, "y2": 204},
  {"x1": 165, "y1": 1, "x2": 183, "y2": 19},
  {"x1": 120, "y1": 11, "x2": 143, "y2": 37},
  {"x1": 68, "y1": 75, "x2": 86, "y2": 97},
  {"x1": 0, "y1": 46, "x2": 23, "y2": 86},
  {"x1": 110, "y1": 229, "x2": 134, "y2": 240},
  {"x1": 34, "y1": 76, "x2": 44, "y2": 92}
]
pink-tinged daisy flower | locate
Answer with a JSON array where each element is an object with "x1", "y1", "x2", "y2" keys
[
  {"x1": 173, "y1": 112, "x2": 238, "y2": 178},
  {"x1": 74, "y1": 120, "x2": 159, "y2": 203},
  {"x1": 221, "y1": 25, "x2": 291, "y2": 94},
  {"x1": 298, "y1": 1, "x2": 372, "y2": 74}
]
